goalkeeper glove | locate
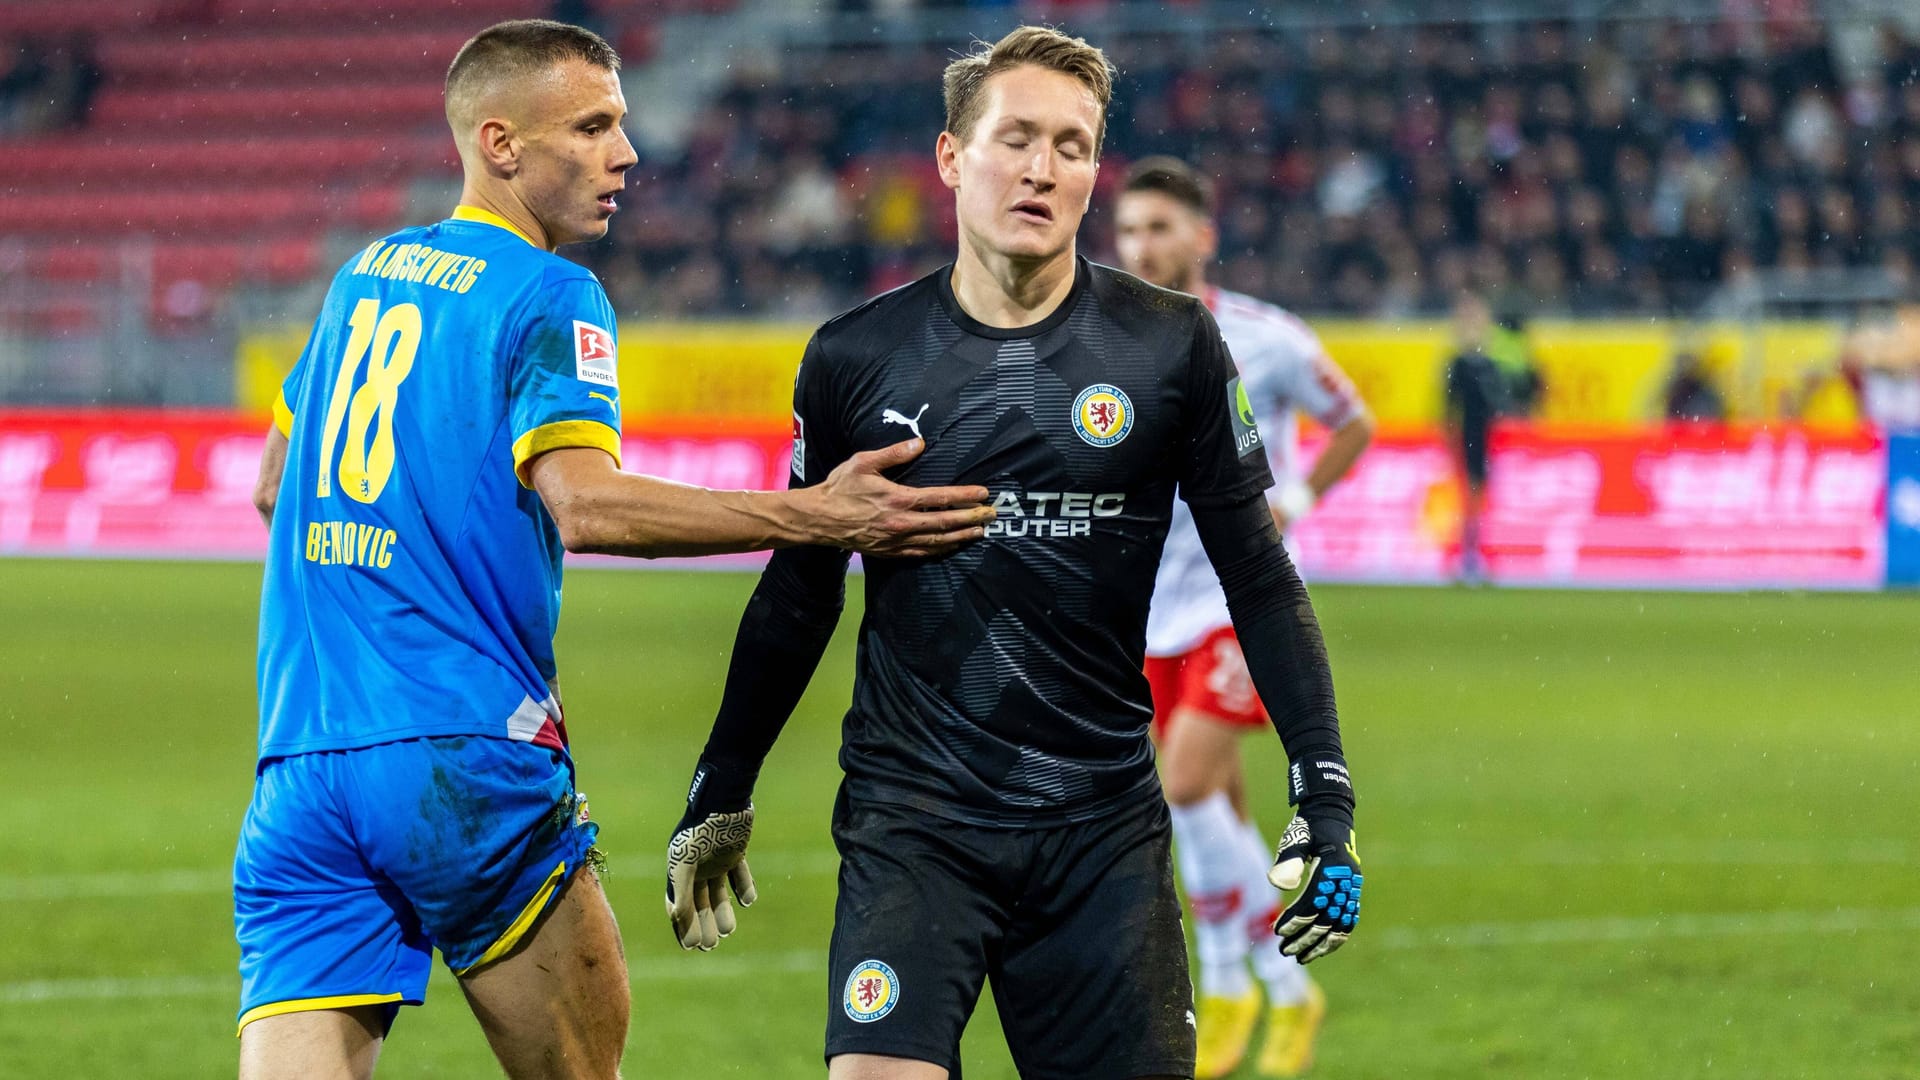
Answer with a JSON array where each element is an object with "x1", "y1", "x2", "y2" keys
[
  {"x1": 1269, "y1": 750, "x2": 1362, "y2": 964},
  {"x1": 665, "y1": 757, "x2": 758, "y2": 951}
]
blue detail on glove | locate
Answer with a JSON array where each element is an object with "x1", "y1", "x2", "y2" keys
[
  {"x1": 1341, "y1": 914, "x2": 1354, "y2": 927},
  {"x1": 1318, "y1": 880, "x2": 1336, "y2": 894},
  {"x1": 1325, "y1": 866, "x2": 1353, "y2": 880},
  {"x1": 1313, "y1": 896, "x2": 1328, "y2": 909}
]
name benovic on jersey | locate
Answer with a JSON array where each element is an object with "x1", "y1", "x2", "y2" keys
[{"x1": 984, "y1": 490, "x2": 1126, "y2": 539}]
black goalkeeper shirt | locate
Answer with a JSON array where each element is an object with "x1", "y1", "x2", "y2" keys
[{"x1": 787, "y1": 258, "x2": 1274, "y2": 826}]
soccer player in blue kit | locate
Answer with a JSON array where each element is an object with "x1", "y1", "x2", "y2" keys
[{"x1": 236, "y1": 20, "x2": 993, "y2": 1080}]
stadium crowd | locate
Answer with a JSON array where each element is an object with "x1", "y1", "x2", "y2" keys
[{"x1": 580, "y1": 15, "x2": 1920, "y2": 320}]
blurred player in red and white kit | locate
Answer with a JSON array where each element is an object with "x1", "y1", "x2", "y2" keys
[{"x1": 1116, "y1": 156, "x2": 1373, "y2": 1079}]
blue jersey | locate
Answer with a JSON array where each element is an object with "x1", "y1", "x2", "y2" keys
[{"x1": 257, "y1": 206, "x2": 623, "y2": 760}]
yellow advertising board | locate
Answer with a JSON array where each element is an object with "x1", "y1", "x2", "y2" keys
[
  {"x1": 237, "y1": 317, "x2": 1854, "y2": 428},
  {"x1": 614, "y1": 322, "x2": 813, "y2": 425},
  {"x1": 237, "y1": 320, "x2": 817, "y2": 425}
]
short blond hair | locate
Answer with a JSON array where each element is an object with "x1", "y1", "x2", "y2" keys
[{"x1": 943, "y1": 26, "x2": 1116, "y2": 155}]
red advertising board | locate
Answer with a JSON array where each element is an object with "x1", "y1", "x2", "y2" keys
[
  {"x1": 1292, "y1": 424, "x2": 1886, "y2": 589},
  {"x1": 0, "y1": 409, "x2": 272, "y2": 558},
  {"x1": 0, "y1": 411, "x2": 1889, "y2": 589},
  {"x1": 0, "y1": 410, "x2": 796, "y2": 563}
]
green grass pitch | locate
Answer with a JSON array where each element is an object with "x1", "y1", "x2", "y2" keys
[{"x1": 1, "y1": 559, "x2": 1915, "y2": 1078}]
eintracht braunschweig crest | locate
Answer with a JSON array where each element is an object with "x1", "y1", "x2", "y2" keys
[
  {"x1": 843, "y1": 958, "x2": 900, "y2": 1023},
  {"x1": 1072, "y1": 384, "x2": 1133, "y2": 447}
]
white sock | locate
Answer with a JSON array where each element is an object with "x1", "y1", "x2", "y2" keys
[
  {"x1": 1168, "y1": 792, "x2": 1253, "y2": 998},
  {"x1": 1240, "y1": 818, "x2": 1313, "y2": 1005}
]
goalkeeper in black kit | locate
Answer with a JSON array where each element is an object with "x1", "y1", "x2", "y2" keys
[{"x1": 664, "y1": 25, "x2": 1362, "y2": 1080}]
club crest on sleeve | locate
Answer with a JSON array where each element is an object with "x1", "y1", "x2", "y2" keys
[
  {"x1": 842, "y1": 959, "x2": 899, "y2": 1023},
  {"x1": 1072, "y1": 384, "x2": 1133, "y2": 447},
  {"x1": 573, "y1": 321, "x2": 617, "y2": 388}
]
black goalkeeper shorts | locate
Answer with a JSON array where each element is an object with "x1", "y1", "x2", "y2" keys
[{"x1": 822, "y1": 785, "x2": 1195, "y2": 1080}]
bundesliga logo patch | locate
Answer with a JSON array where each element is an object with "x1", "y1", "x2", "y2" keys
[
  {"x1": 790, "y1": 411, "x2": 806, "y2": 479},
  {"x1": 1072, "y1": 384, "x2": 1133, "y2": 447},
  {"x1": 573, "y1": 321, "x2": 618, "y2": 388},
  {"x1": 843, "y1": 958, "x2": 899, "y2": 1023},
  {"x1": 1228, "y1": 376, "x2": 1262, "y2": 458}
]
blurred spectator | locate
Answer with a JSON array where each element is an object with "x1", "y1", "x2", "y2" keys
[
  {"x1": 1317, "y1": 142, "x2": 1384, "y2": 217},
  {"x1": 1844, "y1": 317, "x2": 1920, "y2": 429},
  {"x1": 0, "y1": 36, "x2": 99, "y2": 135},
  {"x1": 765, "y1": 151, "x2": 852, "y2": 253},
  {"x1": 1793, "y1": 314, "x2": 1920, "y2": 429},
  {"x1": 1859, "y1": 357, "x2": 1920, "y2": 429},
  {"x1": 1662, "y1": 349, "x2": 1728, "y2": 421},
  {"x1": 0, "y1": 38, "x2": 49, "y2": 134},
  {"x1": 1782, "y1": 89, "x2": 1842, "y2": 170}
]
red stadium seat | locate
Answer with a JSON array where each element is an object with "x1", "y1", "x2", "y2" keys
[
  {"x1": 616, "y1": 25, "x2": 659, "y2": 65},
  {"x1": 97, "y1": 30, "x2": 478, "y2": 86},
  {"x1": 0, "y1": 297, "x2": 100, "y2": 336},
  {"x1": 88, "y1": 83, "x2": 447, "y2": 134},
  {"x1": 346, "y1": 186, "x2": 408, "y2": 229},
  {"x1": 0, "y1": 187, "x2": 405, "y2": 237},
  {"x1": 206, "y1": 0, "x2": 530, "y2": 29},
  {"x1": 261, "y1": 236, "x2": 322, "y2": 284},
  {"x1": 13, "y1": 235, "x2": 322, "y2": 288},
  {"x1": 0, "y1": 0, "x2": 190, "y2": 36},
  {"x1": 0, "y1": 134, "x2": 452, "y2": 190},
  {"x1": 24, "y1": 245, "x2": 111, "y2": 283},
  {"x1": 1, "y1": 0, "x2": 647, "y2": 334}
]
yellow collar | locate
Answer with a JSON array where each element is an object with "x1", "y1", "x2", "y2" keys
[{"x1": 451, "y1": 205, "x2": 539, "y2": 248}]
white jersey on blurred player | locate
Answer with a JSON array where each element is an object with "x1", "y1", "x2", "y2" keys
[{"x1": 1145, "y1": 286, "x2": 1364, "y2": 660}]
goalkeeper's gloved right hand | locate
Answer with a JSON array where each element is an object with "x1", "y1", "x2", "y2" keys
[
  {"x1": 1269, "y1": 750, "x2": 1362, "y2": 964},
  {"x1": 665, "y1": 757, "x2": 758, "y2": 951}
]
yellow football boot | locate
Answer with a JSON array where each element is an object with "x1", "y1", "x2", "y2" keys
[
  {"x1": 1192, "y1": 986, "x2": 1262, "y2": 1079},
  {"x1": 1254, "y1": 981, "x2": 1326, "y2": 1077}
]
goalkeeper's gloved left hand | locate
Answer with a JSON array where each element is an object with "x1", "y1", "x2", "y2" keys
[
  {"x1": 665, "y1": 757, "x2": 758, "y2": 951},
  {"x1": 1269, "y1": 750, "x2": 1362, "y2": 964}
]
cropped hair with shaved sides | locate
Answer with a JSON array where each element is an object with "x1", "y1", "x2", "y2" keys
[
  {"x1": 943, "y1": 26, "x2": 1115, "y2": 156},
  {"x1": 444, "y1": 19, "x2": 620, "y2": 125},
  {"x1": 1123, "y1": 156, "x2": 1215, "y2": 217}
]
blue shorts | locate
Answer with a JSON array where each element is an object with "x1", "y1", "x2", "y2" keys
[{"x1": 233, "y1": 735, "x2": 599, "y2": 1033}]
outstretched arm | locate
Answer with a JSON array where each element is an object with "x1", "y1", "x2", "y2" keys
[
  {"x1": 1190, "y1": 496, "x2": 1346, "y2": 795},
  {"x1": 690, "y1": 545, "x2": 850, "y2": 795},
  {"x1": 1191, "y1": 495, "x2": 1361, "y2": 963},
  {"x1": 529, "y1": 439, "x2": 991, "y2": 560},
  {"x1": 665, "y1": 542, "x2": 851, "y2": 950}
]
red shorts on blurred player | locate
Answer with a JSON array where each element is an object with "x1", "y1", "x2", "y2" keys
[{"x1": 1144, "y1": 626, "x2": 1270, "y2": 740}]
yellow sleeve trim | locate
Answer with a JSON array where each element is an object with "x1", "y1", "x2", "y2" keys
[
  {"x1": 236, "y1": 992, "x2": 404, "y2": 1036},
  {"x1": 451, "y1": 204, "x2": 538, "y2": 248},
  {"x1": 452, "y1": 860, "x2": 569, "y2": 976},
  {"x1": 512, "y1": 420, "x2": 622, "y2": 489},
  {"x1": 272, "y1": 392, "x2": 294, "y2": 438}
]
